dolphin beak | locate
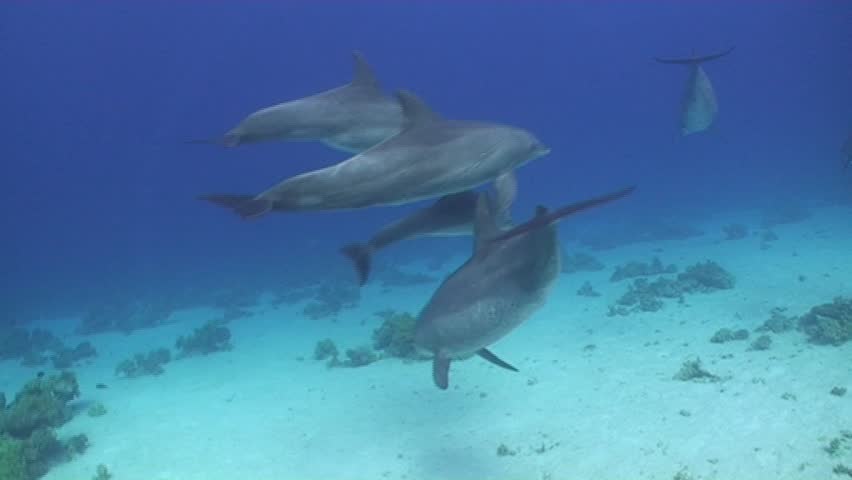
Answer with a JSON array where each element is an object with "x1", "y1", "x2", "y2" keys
[{"x1": 536, "y1": 145, "x2": 552, "y2": 156}]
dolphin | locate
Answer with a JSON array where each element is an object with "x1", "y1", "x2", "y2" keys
[
  {"x1": 843, "y1": 131, "x2": 852, "y2": 170},
  {"x1": 194, "y1": 51, "x2": 404, "y2": 152},
  {"x1": 414, "y1": 186, "x2": 635, "y2": 390},
  {"x1": 656, "y1": 46, "x2": 735, "y2": 136},
  {"x1": 340, "y1": 171, "x2": 517, "y2": 285},
  {"x1": 199, "y1": 91, "x2": 550, "y2": 219}
]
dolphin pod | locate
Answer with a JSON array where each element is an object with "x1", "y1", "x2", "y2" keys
[{"x1": 198, "y1": 51, "x2": 641, "y2": 390}]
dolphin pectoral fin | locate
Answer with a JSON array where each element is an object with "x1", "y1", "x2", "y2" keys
[
  {"x1": 432, "y1": 355, "x2": 451, "y2": 390},
  {"x1": 340, "y1": 243, "x2": 373, "y2": 286},
  {"x1": 198, "y1": 194, "x2": 272, "y2": 220},
  {"x1": 477, "y1": 348, "x2": 519, "y2": 372}
]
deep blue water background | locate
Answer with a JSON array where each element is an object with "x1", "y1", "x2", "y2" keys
[{"x1": 1, "y1": 1, "x2": 850, "y2": 322}]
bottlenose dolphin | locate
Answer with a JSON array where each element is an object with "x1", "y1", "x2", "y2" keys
[
  {"x1": 414, "y1": 186, "x2": 635, "y2": 390},
  {"x1": 656, "y1": 47, "x2": 735, "y2": 136},
  {"x1": 200, "y1": 91, "x2": 549, "y2": 219},
  {"x1": 340, "y1": 171, "x2": 517, "y2": 285},
  {"x1": 843, "y1": 131, "x2": 852, "y2": 170},
  {"x1": 196, "y1": 51, "x2": 403, "y2": 152}
]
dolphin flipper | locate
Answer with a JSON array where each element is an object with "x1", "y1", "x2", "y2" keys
[
  {"x1": 655, "y1": 46, "x2": 735, "y2": 65},
  {"x1": 492, "y1": 186, "x2": 636, "y2": 243},
  {"x1": 433, "y1": 355, "x2": 451, "y2": 390},
  {"x1": 198, "y1": 194, "x2": 272, "y2": 220},
  {"x1": 340, "y1": 243, "x2": 373, "y2": 285},
  {"x1": 477, "y1": 348, "x2": 518, "y2": 372}
]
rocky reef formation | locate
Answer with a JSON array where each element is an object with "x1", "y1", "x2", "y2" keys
[{"x1": 798, "y1": 297, "x2": 852, "y2": 345}]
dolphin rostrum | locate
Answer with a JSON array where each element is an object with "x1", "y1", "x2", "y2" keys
[
  {"x1": 196, "y1": 51, "x2": 404, "y2": 153},
  {"x1": 340, "y1": 171, "x2": 517, "y2": 285},
  {"x1": 656, "y1": 46, "x2": 734, "y2": 136},
  {"x1": 414, "y1": 186, "x2": 635, "y2": 390},
  {"x1": 200, "y1": 91, "x2": 549, "y2": 219}
]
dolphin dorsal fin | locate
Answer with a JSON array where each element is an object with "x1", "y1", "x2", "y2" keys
[
  {"x1": 473, "y1": 193, "x2": 499, "y2": 254},
  {"x1": 395, "y1": 90, "x2": 441, "y2": 127},
  {"x1": 351, "y1": 51, "x2": 381, "y2": 89}
]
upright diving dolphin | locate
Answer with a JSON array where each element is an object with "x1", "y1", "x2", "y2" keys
[
  {"x1": 340, "y1": 171, "x2": 517, "y2": 285},
  {"x1": 196, "y1": 51, "x2": 404, "y2": 153},
  {"x1": 414, "y1": 186, "x2": 635, "y2": 390},
  {"x1": 656, "y1": 46, "x2": 735, "y2": 136},
  {"x1": 199, "y1": 91, "x2": 550, "y2": 219}
]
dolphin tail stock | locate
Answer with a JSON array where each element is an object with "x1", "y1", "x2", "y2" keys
[
  {"x1": 340, "y1": 243, "x2": 374, "y2": 286},
  {"x1": 198, "y1": 194, "x2": 272, "y2": 220},
  {"x1": 654, "y1": 46, "x2": 735, "y2": 65},
  {"x1": 491, "y1": 186, "x2": 636, "y2": 244}
]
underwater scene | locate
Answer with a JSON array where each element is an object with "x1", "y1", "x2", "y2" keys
[{"x1": 1, "y1": 2, "x2": 851, "y2": 480}]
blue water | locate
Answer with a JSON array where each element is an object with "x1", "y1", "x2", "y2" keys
[{"x1": 1, "y1": 4, "x2": 851, "y2": 478}]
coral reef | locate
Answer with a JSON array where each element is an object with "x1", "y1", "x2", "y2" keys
[
  {"x1": 0, "y1": 328, "x2": 64, "y2": 367},
  {"x1": 561, "y1": 251, "x2": 605, "y2": 274},
  {"x1": 798, "y1": 297, "x2": 852, "y2": 345},
  {"x1": 51, "y1": 342, "x2": 97, "y2": 369},
  {"x1": 0, "y1": 372, "x2": 84, "y2": 480},
  {"x1": 313, "y1": 339, "x2": 339, "y2": 367},
  {"x1": 672, "y1": 358, "x2": 720, "y2": 383},
  {"x1": 710, "y1": 328, "x2": 749, "y2": 343},
  {"x1": 371, "y1": 310, "x2": 423, "y2": 360},
  {"x1": 761, "y1": 204, "x2": 811, "y2": 228},
  {"x1": 115, "y1": 348, "x2": 172, "y2": 378},
  {"x1": 302, "y1": 282, "x2": 360, "y2": 321},
  {"x1": 831, "y1": 387, "x2": 847, "y2": 397},
  {"x1": 676, "y1": 261, "x2": 735, "y2": 293},
  {"x1": 175, "y1": 321, "x2": 231, "y2": 357},
  {"x1": 722, "y1": 223, "x2": 748, "y2": 240},
  {"x1": 93, "y1": 464, "x2": 112, "y2": 480},
  {"x1": 77, "y1": 300, "x2": 174, "y2": 335},
  {"x1": 576, "y1": 281, "x2": 600, "y2": 297},
  {"x1": 748, "y1": 335, "x2": 772, "y2": 351},
  {"x1": 756, "y1": 308, "x2": 797, "y2": 333},
  {"x1": 610, "y1": 257, "x2": 676, "y2": 282},
  {"x1": 87, "y1": 403, "x2": 107, "y2": 417},
  {"x1": 343, "y1": 346, "x2": 377, "y2": 367}
]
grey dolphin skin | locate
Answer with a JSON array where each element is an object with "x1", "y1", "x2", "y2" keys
[
  {"x1": 656, "y1": 46, "x2": 735, "y2": 136},
  {"x1": 199, "y1": 91, "x2": 549, "y2": 219},
  {"x1": 414, "y1": 186, "x2": 635, "y2": 390},
  {"x1": 340, "y1": 171, "x2": 517, "y2": 285},
  {"x1": 196, "y1": 51, "x2": 403, "y2": 152}
]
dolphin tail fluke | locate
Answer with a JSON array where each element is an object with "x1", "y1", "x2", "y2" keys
[
  {"x1": 198, "y1": 194, "x2": 272, "y2": 220},
  {"x1": 477, "y1": 348, "x2": 518, "y2": 372},
  {"x1": 492, "y1": 186, "x2": 636, "y2": 243},
  {"x1": 655, "y1": 46, "x2": 735, "y2": 65},
  {"x1": 340, "y1": 243, "x2": 373, "y2": 286},
  {"x1": 432, "y1": 355, "x2": 451, "y2": 390}
]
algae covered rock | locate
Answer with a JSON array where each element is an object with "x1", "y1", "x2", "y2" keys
[
  {"x1": 115, "y1": 348, "x2": 171, "y2": 378},
  {"x1": 677, "y1": 261, "x2": 735, "y2": 293},
  {"x1": 371, "y1": 310, "x2": 422, "y2": 360},
  {"x1": 2, "y1": 372, "x2": 79, "y2": 438},
  {"x1": 176, "y1": 320, "x2": 232, "y2": 357},
  {"x1": 0, "y1": 435, "x2": 27, "y2": 480},
  {"x1": 798, "y1": 297, "x2": 852, "y2": 345}
]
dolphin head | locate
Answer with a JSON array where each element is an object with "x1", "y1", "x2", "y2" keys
[{"x1": 484, "y1": 126, "x2": 550, "y2": 170}]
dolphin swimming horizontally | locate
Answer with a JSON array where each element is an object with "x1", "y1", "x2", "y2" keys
[
  {"x1": 199, "y1": 91, "x2": 550, "y2": 219},
  {"x1": 194, "y1": 51, "x2": 403, "y2": 152},
  {"x1": 414, "y1": 186, "x2": 635, "y2": 390},
  {"x1": 656, "y1": 46, "x2": 735, "y2": 136},
  {"x1": 340, "y1": 171, "x2": 517, "y2": 285}
]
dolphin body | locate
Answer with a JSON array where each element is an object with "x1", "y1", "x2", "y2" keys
[
  {"x1": 414, "y1": 186, "x2": 635, "y2": 390},
  {"x1": 340, "y1": 172, "x2": 517, "y2": 285},
  {"x1": 200, "y1": 91, "x2": 550, "y2": 219},
  {"x1": 656, "y1": 47, "x2": 735, "y2": 136},
  {"x1": 201, "y1": 52, "x2": 404, "y2": 153}
]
